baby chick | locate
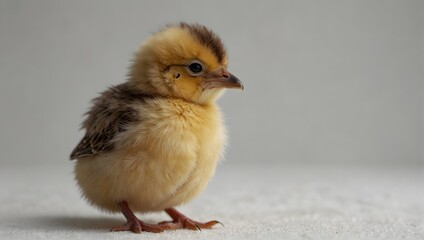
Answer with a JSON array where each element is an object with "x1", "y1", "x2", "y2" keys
[{"x1": 70, "y1": 23, "x2": 243, "y2": 233}]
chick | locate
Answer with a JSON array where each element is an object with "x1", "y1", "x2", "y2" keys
[{"x1": 70, "y1": 23, "x2": 243, "y2": 233}]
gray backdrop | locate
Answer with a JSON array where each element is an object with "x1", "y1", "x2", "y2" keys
[{"x1": 0, "y1": 0, "x2": 422, "y2": 165}]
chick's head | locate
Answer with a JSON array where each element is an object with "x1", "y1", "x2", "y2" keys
[{"x1": 128, "y1": 23, "x2": 243, "y2": 104}]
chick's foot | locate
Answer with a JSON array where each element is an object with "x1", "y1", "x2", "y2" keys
[
  {"x1": 160, "y1": 208, "x2": 222, "y2": 231},
  {"x1": 111, "y1": 201, "x2": 176, "y2": 233}
]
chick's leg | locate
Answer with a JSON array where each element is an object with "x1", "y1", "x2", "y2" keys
[
  {"x1": 110, "y1": 201, "x2": 176, "y2": 233},
  {"x1": 161, "y1": 208, "x2": 222, "y2": 230}
]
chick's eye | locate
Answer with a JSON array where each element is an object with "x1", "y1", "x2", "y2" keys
[{"x1": 188, "y1": 63, "x2": 203, "y2": 74}]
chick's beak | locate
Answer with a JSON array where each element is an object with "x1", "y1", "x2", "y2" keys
[{"x1": 203, "y1": 68, "x2": 244, "y2": 90}]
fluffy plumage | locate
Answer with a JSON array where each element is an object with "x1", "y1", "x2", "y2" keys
[{"x1": 70, "y1": 23, "x2": 242, "y2": 233}]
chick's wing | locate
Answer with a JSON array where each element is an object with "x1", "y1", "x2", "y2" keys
[{"x1": 70, "y1": 84, "x2": 148, "y2": 160}]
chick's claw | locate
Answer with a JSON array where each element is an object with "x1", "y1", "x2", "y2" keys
[
  {"x1": 158, "y1": 219, "x2": 221, "y2": 231},
  {"x1": 178, "y1": 219, "x2": 221, "y2": 231},
  {"x1": 110, "y1": 220, "x2": 143, "y2": 233},
  {"x1": 111, "y1": 219, "x2": 177, "y2": 233},
  {"x1": 162, "y1": 208, "x2": 222, "y2": 231}
]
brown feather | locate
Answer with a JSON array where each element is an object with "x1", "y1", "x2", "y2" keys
[
  {"x1": 70, "y1": 83, "x2": 151, "y2": 160},
  {"x1": 179, "y1": 23, "x2": 226, "y2": 63}
]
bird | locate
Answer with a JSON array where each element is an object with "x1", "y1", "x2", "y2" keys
[{"x1": 70, "y1": 22, "x2": 243, "y2": 233}]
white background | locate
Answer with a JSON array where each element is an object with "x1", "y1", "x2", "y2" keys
[{"x1": 0, "y1": 0, "x2": 423, "y2": 166}]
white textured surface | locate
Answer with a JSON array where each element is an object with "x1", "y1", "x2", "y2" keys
[{"x1": 0, "y1": 162, "x2": 423, "y2": 240}]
